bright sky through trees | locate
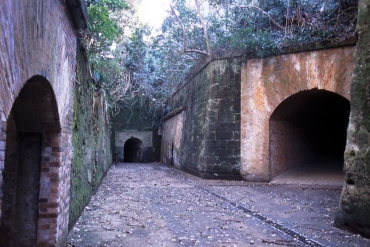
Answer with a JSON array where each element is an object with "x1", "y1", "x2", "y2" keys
[{"x1": 136, "y1": 0, "x2": 170, "y2": 28}]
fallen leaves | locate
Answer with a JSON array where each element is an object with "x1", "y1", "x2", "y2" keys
[{"x1": 67, "y1": 163, "x2": 370, "y2": 247}]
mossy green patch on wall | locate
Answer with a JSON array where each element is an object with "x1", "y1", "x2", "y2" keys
[{"x1": 69, "y1": 45, "x2": 112, "y2": 230}]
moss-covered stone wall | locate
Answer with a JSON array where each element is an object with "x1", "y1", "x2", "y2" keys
[
  {"x1": 165, "y1": 57, "x2": 242, "y2": 179},
  {"x1": 335, "y1": 0, "x2": 370, "y2": 237},
  {"x1": 69, "y1": 45, "x2": 112, "y2": 230}
]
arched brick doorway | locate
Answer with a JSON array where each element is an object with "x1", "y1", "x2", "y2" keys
[
  {"x1": 269, "y1": 89, "x2": 350, "y2": 180},
  {"x1": 124, "y1": 137, "x2": 144, "y2": 162},
  {"x1": 0, "y1": 76, "x2": 61, "y2": 246}
]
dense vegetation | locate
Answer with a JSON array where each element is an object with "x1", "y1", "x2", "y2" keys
[{"x1": 83, "y1": 0, "x2": 357, "y2": 119}]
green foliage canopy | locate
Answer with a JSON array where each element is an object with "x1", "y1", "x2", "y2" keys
[{"x1": 84, "y1": 0, "x2": 358, "y2": 122}]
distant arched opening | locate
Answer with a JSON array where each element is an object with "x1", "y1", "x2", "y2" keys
[
  {"x1": 0, "y1": 76, "x2": 61, "y2": 246},
  {"x1": 124, "y1": 137, "x2": 144, "y2": 162},
  {"x1": 269, "y1": 89, "x2": 350, "y2": 180}
]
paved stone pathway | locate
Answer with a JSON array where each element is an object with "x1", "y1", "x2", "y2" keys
[
  {"x1": 270, "y1": 162, "x2": 344, "y2": 186},
  {"x1": 68, "y1": 163, "x2": 370, "y2": 247}
]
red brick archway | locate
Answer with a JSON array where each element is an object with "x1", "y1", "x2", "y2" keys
[
  {"x1": 0, "y1": 76, "x2": 62, "y2": 246},
  {"x1": 241, "y1": 47, "x2": 354, "y2": 181}
]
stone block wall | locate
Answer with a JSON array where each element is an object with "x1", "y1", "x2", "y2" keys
[
  {"x1": 165, "y1": 57, "x2": 242, "y2": 179},
  {"x1": 0, "y1": 0, "x2": 86, "y2": 246}
]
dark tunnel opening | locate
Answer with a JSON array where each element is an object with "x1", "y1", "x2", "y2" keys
[
  {"x1": 124, "y1": 137, "x2": 144, "y2": 162},
  {"x1": 269, "y1": 89, "x2": 350, "y2": 180}
]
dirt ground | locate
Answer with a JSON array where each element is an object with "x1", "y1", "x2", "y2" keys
[{"x1": 67, "y1": 163, "x2": 370, "y2": 247}]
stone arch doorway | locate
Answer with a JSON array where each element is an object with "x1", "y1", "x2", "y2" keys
[
  {"x1": 269, "y1": 89, "x2": 350, "y2": 180},
  {"x1": 124, "y1": 137, "x2": 144, "y2": 162},
  {"x1": 0, "y1": 76, "x2": 61, "y2": 246}
]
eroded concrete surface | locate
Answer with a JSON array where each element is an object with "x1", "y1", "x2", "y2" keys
[{"x1": 68, "y1": 163, "x2": 370, "y2": 246}]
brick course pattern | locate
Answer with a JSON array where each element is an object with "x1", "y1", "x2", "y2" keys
[{"x1": 0, "y1": 0, "x2": 84, "y2": 246}]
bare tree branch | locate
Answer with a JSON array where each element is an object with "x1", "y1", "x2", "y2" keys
[
  {"x1": 169, "y1": 3, "x2": 188, "y2": 54},
  {"x1": 195, "y1": 0, "x2": 212, "y2": 54},
  {"x1": 169, "y1": 2, "x2": 210, "y2": 57},
  {"x1": 183, "y1": 49, "x2": 210, "y2": 56},
  {"x1": 227, "y1": 2, "x2": 285, "y2": 30}
]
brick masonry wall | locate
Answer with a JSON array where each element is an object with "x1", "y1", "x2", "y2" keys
[
  {"x1": 241, "y1": 46, "x2": 355, "y2": 181},
  {"x1": 0, "y1": 0, "x2": 81, "y2": 246},
  {"x1": 166, "y1": 57, "x2": 242, "y2": 179}
]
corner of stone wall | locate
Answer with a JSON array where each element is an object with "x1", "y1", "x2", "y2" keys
[
  {"x1": 203, "y1": 58, "x2": 242, "y2": 178},
  {"x1": 171, "y1": 57, "x2": 242, "y2": 179}
]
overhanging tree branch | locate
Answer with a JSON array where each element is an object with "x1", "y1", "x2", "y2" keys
[
  {"x1": 195, "y1": 0, "x2": 212, "y2": 55},
  {"x1": 169, "y1": 2, "x2": 210, "y2": 57},
  {"x1": 183, "y1": 49, "x2": 210, "y2": 56},
  {"x1": 223, "y1": 2, "x2": 285, "y2": 30}
]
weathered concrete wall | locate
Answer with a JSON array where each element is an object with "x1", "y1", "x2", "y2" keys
[
  {"x1": 241, "y1": 46, "x2": 354, "y2": 181},
  {"x1": 335, "y1": 0, "x2": 370, "y2": 238},
  {"x1": 0, "y1": 0, "x2": 86, "y2": 246},
  {"x1": 166, "y1": 58, "x2": 242, "y2": 179},
  {"x1": 69, "y1": 46, "x2": 112, "y2": 230},
  {"x1": 115, "y1": 130, "x2": 153, "y2": 162},
  {"x1": 161, "y1": 109, "x2": 186, "y2": 168},
  {"x1": 116, "y1": 131, "x2": 153, "y2": 148}
]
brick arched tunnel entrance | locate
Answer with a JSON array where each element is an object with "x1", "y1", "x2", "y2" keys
[
  {"x1": 269, "y1": 89, "x2": 350, "y2": 180},
  {"x1": 241, "y1": 47, "x2": 353, "y2": 182},
  {"x1": 124, "y1": 137, "x2": 144, "y2": 162},
  {"x1": 0, "y1": 76, "x2": 61, "y2": 246}
]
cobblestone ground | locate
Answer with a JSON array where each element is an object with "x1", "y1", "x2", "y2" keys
[{"x1": 68, "y1": 163, "x2": 370, "y2": 247}]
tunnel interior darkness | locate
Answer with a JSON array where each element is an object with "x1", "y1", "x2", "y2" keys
[
  {"x1": 124, "y1": 137, "x2": 144, "y2": 162},
  {"x1": 269, "y1": 89, "x2": 350, "y2": 179}
]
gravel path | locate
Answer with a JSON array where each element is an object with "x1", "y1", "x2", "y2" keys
[{"x1": 68, "y1": 163, "x2": 370, "y2": 247}]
